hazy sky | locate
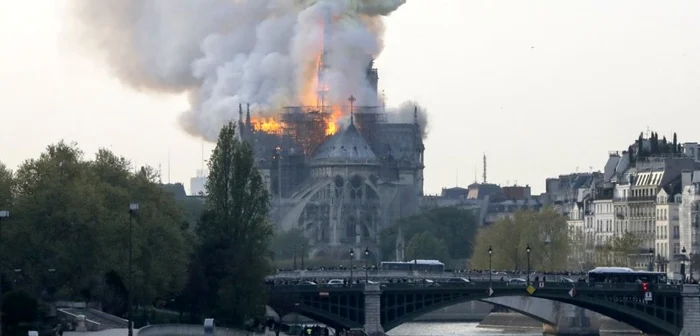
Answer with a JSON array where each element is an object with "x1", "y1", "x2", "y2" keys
[{"x1": 2, "y1": 0, "x2": 699, "y2": 195}]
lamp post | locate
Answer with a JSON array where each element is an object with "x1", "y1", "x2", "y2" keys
[
  {"x1": 364, "y1": 248, "x2": 370, "y2": 283},
  {"x1": 293, "y1": 245, "x2": 297, "y2": 271},
  {"x1": 543, "y1": 234, "x2": 551, "y2": 272},
  {"x1": 682, "y1": 247, "x2": 687, "y2": 282},
  {"x1": 301, "y1": 245, "x2": 305, "y2": 270},
  {"x1": 526, "y1": 244, "x2": 531, "y2": 286},
  {"x1": 488, "y1": 246, "x2": 493, "y2": 286},
  {"x1": 128, "y1": 203, "x2": 139, "y2": 336},
  {"x1": 690, "y1": 252, "x2": 694, "y2": 281},
  {"x1": 349, "y1": 249, "x2": 355, "y2": 284},
  {"x1": 0, "y1": 210, "x2": 8, "y2": 336},
  {"x1": 397, "y1": 243, "x2": 403, "y2": 262},
  {"x1": 648, "y1": 248, "x2": 655, "y2": 272}
]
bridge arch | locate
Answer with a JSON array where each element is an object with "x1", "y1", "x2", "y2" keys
[
  {"x1": 379, "y1": 289, "x2": 680, "y2": 335},
  {"x1": 268, "y1": 285, "x2": 683, "y2": 336}
]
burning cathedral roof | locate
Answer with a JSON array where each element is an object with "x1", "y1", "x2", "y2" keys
[{"x1": 311, "y1": 121, "x2": 379, "y2": 167}]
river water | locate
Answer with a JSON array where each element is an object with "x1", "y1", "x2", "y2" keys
[
  {"x1": 387, "y1": 322, "x2": 637, "y2": 336},
  {"x1": 387, "y1": 322, "x2": 540, "y2": 336}
]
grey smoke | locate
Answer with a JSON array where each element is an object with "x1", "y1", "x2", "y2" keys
[
  {"x1": 386, "y1": 101, "x2": 430, "y2": 139},
  {"x1": 65, "y1": 0, "x2": 416, "y2": 141}
]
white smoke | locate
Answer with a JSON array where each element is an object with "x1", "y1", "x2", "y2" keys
[
  {"x1": 65, "y1": 0, "x2": 406, "y2": 141},
  {"x1": 386, "y1": 101, "x2": 429, "y2": 139}
]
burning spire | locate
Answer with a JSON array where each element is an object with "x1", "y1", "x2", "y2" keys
[{"x1": 317, "y1": 6, "x2": 332, "y2": 109}]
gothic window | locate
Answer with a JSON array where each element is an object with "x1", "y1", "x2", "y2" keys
[{"x1": 350, "y1": 175, "x2": 363, "y2": 200}]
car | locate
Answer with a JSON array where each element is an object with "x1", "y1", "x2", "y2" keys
[
  {"x1": 560, "y1": 277, "x2": 575, "y2": 284},
  {"x1": 327, "y1": 279, "x2": 344, "y2": 286},
  {"x1": 420, "y1": 279, "x2": 439, "y2": 286},
  {"x1": 507, "y1": 278, "x2": 527, "y2": 286},
  {"x1": 446, "y1": 277, "x2": 471, "y2": 285},
  {"x1": 297, "y1": 281, "x2": 317, "y2": 286},
  {"x1": 358, "y1": 279, "x2": 380, "y2": 284}
]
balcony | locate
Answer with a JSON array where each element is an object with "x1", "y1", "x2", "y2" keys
[{"x1": 628, "y1": 196, "x2": 656, "y2": 202}]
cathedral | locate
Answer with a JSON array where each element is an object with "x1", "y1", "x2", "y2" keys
[{"x1": 238, "y1": 64, "x2": 425, "y2": 261}]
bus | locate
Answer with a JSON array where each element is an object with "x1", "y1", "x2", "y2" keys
[
  {"x1": 380, "y1": 260, "x2": 445, "y2": 273},
  {"x1": 587, "y1": 267, "x2": 668, "y2": 284}
]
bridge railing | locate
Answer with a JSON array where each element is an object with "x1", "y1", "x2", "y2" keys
[
  {"x1": 268, "y1": 271, "x2": 578, "y2": 281},
  {"x1": 268, "y1": 282, "x2": 684, "y2": 292}
]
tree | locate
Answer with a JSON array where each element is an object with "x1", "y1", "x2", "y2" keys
[
  {"x1": 3, "y1": 142, "x2": 191, "y2": 316},
  {"x1": 270, "y1": 228, "x2": 309, "y2": 261},
  {"x1": 673, "y1": 132, "x2": 678, "y2": 153},
  {"x1": 190, "y1": 122, "x2": 273, "y2": 326},
  {"x1": 567, "y1": 227, "x2": 589, "y2": 271},
  {"x1": 405, "y1": 231, "x2": 449, "y2": 262},
  {"x1": 380, "y1": 207, "x2": 478, "y2": 262},
  {"x1": 609, "y1": 231, "x2": 642, "y2": 266},
  {"x1": 0, "y1": 162, "x2": 11, "y2": 209},
  {"x1": 471, "y1": 209, "x2": 570, "y2": 272}
]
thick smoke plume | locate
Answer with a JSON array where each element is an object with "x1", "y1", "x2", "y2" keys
[
  {"x1": 386, "y1": 101, "x2": 429, "y2": 139},
  {"x1": 65, "y1": 0, "x2": 416, "y2": 141}
]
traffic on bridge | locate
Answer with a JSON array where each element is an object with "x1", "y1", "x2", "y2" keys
[{"x1": 265, "y1": 267, "x2": 699, "y2": 336}]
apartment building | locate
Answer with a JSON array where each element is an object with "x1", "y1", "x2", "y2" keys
[{"x1": 655, "y1": 187, "x2": 681, "y2": 275}]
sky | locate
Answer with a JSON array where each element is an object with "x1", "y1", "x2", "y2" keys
[{"x1": 1, "y1": 0, "x2": 699, "y2": 195}]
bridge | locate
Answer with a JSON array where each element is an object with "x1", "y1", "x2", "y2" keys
[{"x1": 266, "y1": 282, "x2": 700, "y2": 336}]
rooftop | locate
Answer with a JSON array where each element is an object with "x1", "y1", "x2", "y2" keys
[{"x1": 311, "y1": 123, "x2": 379, "y2": 166}]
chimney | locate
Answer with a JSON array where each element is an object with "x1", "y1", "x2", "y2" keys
[{"x1": 682, "y1": 170, "x2": 692, "y2": 189}]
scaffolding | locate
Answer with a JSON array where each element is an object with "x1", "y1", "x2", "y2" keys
[{"x1": 282, "y1": 106, "x2": 334, "y2": 156}]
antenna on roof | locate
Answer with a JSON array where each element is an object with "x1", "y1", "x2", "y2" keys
[
  {"x1": 482, "y1": 153, "x2": 487, "y2": 184},
  {"x1": 456, "y1": 169, "x2": 459, "y2": 187},
  {"x1": 168, "y1": 150, "x2": 171, "y2": 184}
]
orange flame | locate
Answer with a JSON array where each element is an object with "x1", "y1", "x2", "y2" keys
[
  {"x1": 251, "y1": 117, "x2": 284, "y2": 134},
  {"x1": 325, "y1": 106, "x2": 342, "y2": 136}
]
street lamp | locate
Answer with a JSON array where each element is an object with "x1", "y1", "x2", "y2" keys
[
  {"x1": 128, "y1": 203, "x2": 139, "y2": 336},
  {"x1": 349, "y1": 249, "x2": 355, "y2": 284},
  {"x1": 0, "y1": 209, "x2": 8, "y2": 336},
  {"x1": 691, "y1": 252, "x2": 694, "y2": 281},
  {"x1": 682, "y1": 247, "x2": 688, "y2": 283},
  {"x1": 488, "y1": 246, "x2": 493, "y2": 285},
  {"x1": 648, "y1": 248, "x2": 655, "y2": 271},
  {"x1": 301, "y1": 245, "x2": 305, "y2": 270},
  {"x1": 526, "y1": 244, "x2": 531, "y2": 286},
  {"x1": 543, "y1": 234, "x2": 551, "y2": 272},
  {"x1": 364, "y1": 248, "x2": 370, "y2": 283},
  {"x1": 293, "y1": 245, "x2": 297, "y2": 271}
]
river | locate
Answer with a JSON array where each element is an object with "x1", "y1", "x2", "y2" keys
[
  {"x1": 386, "y1": 322, "x2": 636, "y2": 336},
  {"x1": 387, "y1": 322, "x2": 541, "y2": 336}
]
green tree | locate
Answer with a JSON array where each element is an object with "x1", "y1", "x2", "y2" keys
[
  {"x1": 610, "y1": 231, "x2": 642, "y2": 266},
  {"x1": 380, "y1": 207, "x2": 478, "y2": 262},
  {"x1": 0, "y1": 162, "x2": 11, "y2": 209},
  {"x1": 471, "y1": 209, "x2": 570, "y2": 272},
  {"x1": 3, "y1": 142, "x2": 190, "y2": 316},
  {"x1": 190, "y1": 122, "x2": 273, "y2": 326},
  {"x1": 405, "y1": 231, "x2": 450, "y2": 262},
  {"x1": 270, "y1": 228, "x2": 309, "y2": 261}
]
